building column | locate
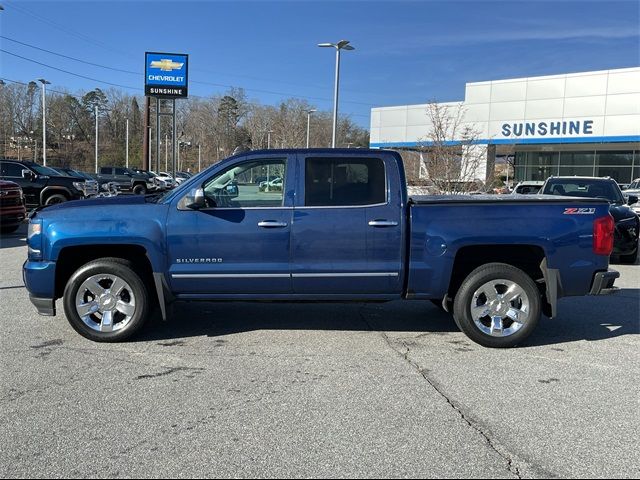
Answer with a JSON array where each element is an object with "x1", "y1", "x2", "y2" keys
[{"x1": 461, "y1": 143, "x2": 491, "y2": 182}]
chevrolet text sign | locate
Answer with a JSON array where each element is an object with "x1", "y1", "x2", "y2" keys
[{"x1": 145, "y1": 52, "x2": 188, "y2": 98}]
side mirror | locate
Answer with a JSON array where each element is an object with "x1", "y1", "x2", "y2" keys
[
  {"x1": 184, "y1": 188, "x2": 206, "y2": 210},
  {"x1": 22, "y1": 169, "x2": 35, "y2": 180},
  {"x1": 628, "y1": 195, "x2": 638, "y2": 206}
]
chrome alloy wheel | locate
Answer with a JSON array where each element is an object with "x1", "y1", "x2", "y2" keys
[
  {"x1": 75, "y1": 274, "x2": 136, "y2": 333},
  {"x1": 470, "y1": 279, "x2": 530, "y2": 337}
]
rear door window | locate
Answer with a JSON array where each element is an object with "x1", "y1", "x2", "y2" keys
[{"x1": 304, "y1": 157, "x2": 386, "y2": 207}]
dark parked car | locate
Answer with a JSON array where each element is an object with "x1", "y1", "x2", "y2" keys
[
  {"x1": 0, "y1": 180, "x2": 26, "y2": 233},
  {"x1": 94, "y1": 167, "x2": 154, "y2": 195},
  {"x1": 541, "y1": 176, "x2": 639, "y2": 263},
  {"x1": 0, "y1": 160, "x2": 87, "y2": 208},
  {"x1": 130, "y1": 169, "x2": 165, "y2": 192},
  {"x1": 52, "y1": 167, "x2": 100, "y2": 197}
]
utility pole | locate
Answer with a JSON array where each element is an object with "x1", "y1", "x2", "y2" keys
[{"x1": 198, "y1": 144, "x2": 201, "y2": 172}]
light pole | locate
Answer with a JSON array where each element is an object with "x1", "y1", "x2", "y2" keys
[
  {"x1": 267, "y1": 130, "x2": 273, "y2": 149},
  {"x1": 38, "y1": 79, "x2": 50, "y2": 165},
  {"x1": 165, "y1": 134, "x2": 168, "y2": 171},
  {"x1": 198, "y1": 144, "x2": 201, "y2": 172},
  {"x1": 306, "y1": 109, "x2": 316, "y2": 148},
  {"x1": 318, "y1": 40, "x2": 354, "y2": 148},
  {"x1": 94, "y1": 105, "x2": 99, "y2": 173},
  {"x1": 125, "y1": 118, "x2": 129, "y2": 168}
]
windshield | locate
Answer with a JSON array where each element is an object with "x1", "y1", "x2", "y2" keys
[
  {"x1": 543, "y1": 179, "x2": 624, "y2": 204},
  {"x1": 30, "y1": 164, "x2": 65, "y2": 176}
]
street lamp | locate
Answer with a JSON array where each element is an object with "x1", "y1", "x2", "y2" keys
[
  {"x1": 306, "y1": 109, "x2": 316, "y2": 148},
  {"x1": 125, "y1": 118, "x2": 129, "y2": 168},
  {"x1": 318, "y1": 40, "x2": 354, "y2": 148},
  {"x1": 38, "y1": 79, "x2": 51, "y2": 166},
  {"x1": 95, "y1": 105, "x2": 99, "y2": 173}
]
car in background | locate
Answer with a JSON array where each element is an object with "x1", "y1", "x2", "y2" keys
[
  {"x1": 130, "y1": 169, "x2": 166, "y2": 192},
  {"x1": 513, "y1": 181, "x2": 544, "y2": 195},
  {"x1": 0, "y1": 180, "x2": 26, "y2": 234},
  {"x1": 540, "y1": 176, "x2": 639, "y2": 263},
  {"x1": 175, "y1": 171, "x2": 192, "y2": 184},
  {"x1": 51, "y1": 167, "x2": 100, "y2": 197},
  {"x1": 254, "y1": 175, "x2": 280, "y2": 185},
  {"x1": 153, "y1": 171, "x2": 177, "y2": 188},
  {"x1": 94, "y1": 167, "x2": 154, "y2": 195},
  {"x1": 258, "y1": 176, "x2": 283, "y2": 192},
  {"x1": 0, "y1": 159, "x2": 87, "y2": 208}
]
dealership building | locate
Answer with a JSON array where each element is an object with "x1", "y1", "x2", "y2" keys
[{"x1": 370, "y1": 67, "x2": 640, "y2": 184}]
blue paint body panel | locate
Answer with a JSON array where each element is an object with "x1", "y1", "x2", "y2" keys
[{"x1": 22, "y1": 149, "x2": 612, "y2": 309}]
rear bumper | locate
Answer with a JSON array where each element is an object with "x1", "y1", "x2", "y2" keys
[{"x1": 589, "y1": 269, "x2": 620, "y2": 295}]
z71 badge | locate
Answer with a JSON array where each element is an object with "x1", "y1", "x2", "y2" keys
[{"x1": 563, "y1": 208, "x2": 596, "y2": 215}]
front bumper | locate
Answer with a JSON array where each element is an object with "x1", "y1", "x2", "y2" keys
[
  {"x1": 29, "y1": 295, "x2": 56, "y2": 316},
  {"x1": 589, "y1": 269, "x2": 620, "y2": 295}
]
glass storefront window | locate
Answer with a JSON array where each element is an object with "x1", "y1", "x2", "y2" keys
[
  {"x1": 596, "y1": 166, "x2": 633, "y2": 183},
  {"x1": 514, "y1": 148, "x2": 636, "y2": 182},
  {"x1": 596, "y1": 151, "x2": 633, "y2": 167},
  {"x1": 559, "y1": 166, "x2": 595, "y2": 176},
  {"x1": 559, "y1": 151, "x2": 595, "y2": 166}
]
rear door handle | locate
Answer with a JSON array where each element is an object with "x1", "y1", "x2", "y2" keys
[
  {"x1": 368, "y1": 220, "x2": 399, "y2": 227},
  {"x1": 258, "y1": 221, "x2": 288, "y2": 228}
]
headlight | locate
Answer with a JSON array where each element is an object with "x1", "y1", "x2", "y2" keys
[
  {"x1": 28, "y1": 219, "x2": 43, "y2": 260},
  {"x1": 72, "y1": 181, "x2": 85, "y2": 192}
]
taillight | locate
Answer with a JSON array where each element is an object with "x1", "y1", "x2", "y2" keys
[{"x1": 593, "y1": 215, "x2": 615, "y2": 256}]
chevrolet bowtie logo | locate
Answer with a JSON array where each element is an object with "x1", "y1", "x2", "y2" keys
[{"x1": 150, "y1": 59, "x2": 184, "y2": 71}]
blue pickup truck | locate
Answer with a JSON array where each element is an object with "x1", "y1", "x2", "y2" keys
[{"x1": 23, "y1": 149, "x2": 619, "y2": 348}]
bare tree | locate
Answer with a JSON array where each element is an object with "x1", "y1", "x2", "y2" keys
[{"x1": 418, "y1": 101, "x2": 486, "y2": 194}]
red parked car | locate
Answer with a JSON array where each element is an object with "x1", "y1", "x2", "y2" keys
[{"x1": 0, "y1": 180, "x2": 26, "y2": 234}]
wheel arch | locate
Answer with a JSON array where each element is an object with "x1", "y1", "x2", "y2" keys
[
  {"x1": 448, "y1": 244, "x2": 557, "y2": 317},
  {"x1": 54, "y1": 244, "x2": 166, "y2": 317},
  {"x1": 40, "y1": 186, "x2": 71, "y2": 204}
]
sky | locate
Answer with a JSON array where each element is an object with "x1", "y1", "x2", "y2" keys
[{"x1": 1, "y1": 0, "x2": 639, "y2": 127}]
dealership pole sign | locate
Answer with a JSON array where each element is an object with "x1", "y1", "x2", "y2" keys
[{"x1": 145, "y1": 52, "x2": 189, "y2": 98}]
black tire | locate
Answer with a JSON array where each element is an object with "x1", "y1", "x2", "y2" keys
[
  {"x1": 1, "y1": 224, "x2": 20, "y2": 234},
  {"x1": 619, "y1": 247, "x2": 638, "y2": 264},
  {"x1": 452, "y1": 262, "x2": 541, "y2": 348},
  {"x1": 63, "y1": 258, "x2": 150, "y2": 342},
  {"x1": 44, "y1": 193, "x2": 68, "y2": 206},
  {"x1": 132, "y1": 184, "x2": 147, "y2": 195}
]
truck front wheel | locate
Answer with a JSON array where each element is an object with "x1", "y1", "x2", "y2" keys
[
  {"x1": 452, "y1": 263, "x2": 541, "y2": 348},
  {"x1": 62, "y1": 258, "x2": 150, "y2": 342}
]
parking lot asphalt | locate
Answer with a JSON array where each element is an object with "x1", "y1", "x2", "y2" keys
[{"x1": 1, "y1": 223, "x2": 638, "y2": 478}]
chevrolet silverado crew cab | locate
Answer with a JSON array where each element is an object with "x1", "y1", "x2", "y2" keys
[{"x1": 24, "y1": 149, "x2": 619, "y2": 348}]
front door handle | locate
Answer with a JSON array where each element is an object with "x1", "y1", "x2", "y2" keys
[
  {"x1": 258, "y1": 221, "x2": 288, "y2": 228},
  {"x1": 368, "y1": 219, "x2": 399, "y2": 227}
]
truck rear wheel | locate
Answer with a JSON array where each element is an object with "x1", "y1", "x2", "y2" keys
[
  {"x1": 62, "y1": 258, "x2": 150, "y2": 342},
  {"x1": 452, "y1": 263, "x2": 540, "y2": 348}
]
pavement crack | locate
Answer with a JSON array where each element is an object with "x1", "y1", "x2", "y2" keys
[
  {"x1": 358, "y1": 308, "x2": 535, "y2": 479},
  {"x1": 136, "y1": 366, "x2": 204, "y2": 380}
]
